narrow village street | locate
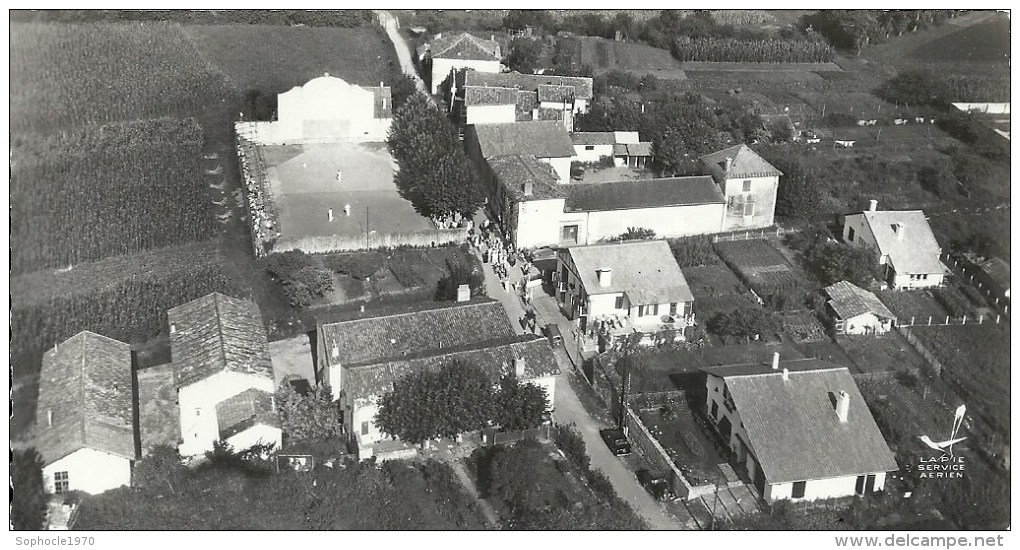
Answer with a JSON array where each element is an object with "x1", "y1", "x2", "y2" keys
[{"x1": 374, "y1": 10, "x2": 428, "y2": 94}]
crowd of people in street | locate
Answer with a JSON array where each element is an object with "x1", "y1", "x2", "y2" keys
[{"x1": 236, "y1": 140, "x2": 280, "y2": 257}]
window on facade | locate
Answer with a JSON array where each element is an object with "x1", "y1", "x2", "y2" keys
[
  {"x1": 361, "y1": 421, "x2": 370, "y2": 435},
  {"x1": 792, "y1": 481, "x2": 806, "y2": 498},
  {"x1": 614, "y1": 295, "x2": 624, "y2": 309},
  {"x1": 650, "y1": 304, "x2": 659, "y2": 316},
  {"x1": 669, "y1": 302, "x2": 677, "y2": 315},
  {"x1": 637, "y1": 305, "x2": 645, "y2": 317},
  {"x1": 742, "y1": 201, "x2": 754, "y2": 217},
  {"x1": 560, "y1": 225, "x2": 579, "y2": 244},
  {"x1": 742, "y1": 180, "x2": 752, "y2": 192},
  {"x1": 848, "y1": 227, "x2": 855, "y2": 242},
  {"x1": 710, "y1": 400, "x2": 719, "y2": 420},
  {"x1": 54, "y1": 471, "x2": 70, "y2": 494},
  {"x1": 195, "y1": 408, "x2": 201, "y2": 416},
  {"x1": 584, "y1": 145, "x2": 595, "y2": 151}
]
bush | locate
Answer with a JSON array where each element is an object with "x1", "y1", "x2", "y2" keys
[
  {"x1": 668, "y1": 235, "x2": 720, "y2": 267},
  {"x1": 323, "y1": 252, "x2": 386, "y2": 280},
  {"x1": 388, "y1": 250, "x2": 426, "y2": 288},
  {"x1": 434, "y1": 258, "x2": 484, "y2": 301},
  {"x1": 586, "y1": 469, "x2": 616, "y2": 501},
  {"x1": 552, "y1": 424, "x2": 590, "y2": 472},
  {"x1": 933, "y1": 288, "x2": 972, "y2": 318},
  {"x1": 263, "y1": 250, "x2": 333, "y2": 307},
  {"x1": 708, "y1": 305, "x2": 780, "y2": 340}
]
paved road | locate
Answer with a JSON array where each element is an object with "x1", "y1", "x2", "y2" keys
[
  {"x1": 553, "y1": 372, "x2": 683, "y2": 530},
  {"x1": 374, "y1": 10, "x2": 428, "y2": 95}
]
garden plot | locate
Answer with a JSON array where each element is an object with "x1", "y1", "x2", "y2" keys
[
  {"x1": 637, "y1": 403, "x2": 729, "y2": 488},
  {"x1": 714, "y1": 239, "x2": 808, "y2": 295},
  {"x1": 876, "y1": 290, "x2": 949, "y2": 321}
]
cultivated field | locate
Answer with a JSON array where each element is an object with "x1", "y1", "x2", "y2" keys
[
  {"x1": 907, "y1": 14, "x2": 1010, "y2": 63},
  {"x1": 186, "y1": 25, "x2": 398, "y2": 92},
  {"x1": 714, "y1": 239, "x2": 805, "y2": 293},
  {"x1": 568, "y1": 36, "x2": 684, "y2": 75}
]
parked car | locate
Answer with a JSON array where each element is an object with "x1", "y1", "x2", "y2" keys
[
  {"x1": 636, "y1": 468, "x2": 673, "y2": 501},
  {"x1": 599, "y1": 428, "x2": 632, "y2": 456},
  {"x1": 543, "y1": 323, "x2": 563, "y2": 347}
]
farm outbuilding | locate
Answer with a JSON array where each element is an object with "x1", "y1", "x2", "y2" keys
[{"x1": 824, "y1": 281, "x2": 896, "y2": 335}]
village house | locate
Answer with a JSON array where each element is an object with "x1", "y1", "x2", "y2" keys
[
  {"x1": 556, "y1": 240, "x2": 695, "y2": 342},
  {"x1": 234, "y1": 74, "x2": 392, "y2": 144},
  {"x1": 418, "y1": 33, "x2": 502, "y2": 94},
  {"x1": 34, "y1": 331, "x2": 137, "y2": 495},
  {"x1": 316, "y1": 300, "x2": 560, "y2": 460},
  {"x1": 701, "y1": 144, "x2": 783, "y2": 231},
  {"x1": 450, "y1": 69, "x2": 594, "y2": 130},
  {"x1": 842, "y1": 200, "x2": 946, "y2": 290},
  {"x1": 702, "y1": 356, "x2": 898, "y2": 502},
  {"x1": 170, "y1": 293, "x2": 280, "y2": 457},
  {"x1": 824, "y1": 280, "x2": 897, "y2": 335},
  {"x1": 465, "y1": 120, "x2": 577, "y2": 186},
  {"x1": 570, "y1": 131, "x2": 653, "y2": 169}
]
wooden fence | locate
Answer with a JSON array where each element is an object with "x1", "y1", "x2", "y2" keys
[
  {"x1": 941, "y1": 253, "x2": 1010, "y2": 316},
  {"x1": 897, "y1": 325, "x2": 946, "y2": 376},
  {"x1": 711, "y1": 226, "x2": 785, "y2": 243},
  {"x1": 896, "y1": 313, "x2": 1004, "y2": 327}
]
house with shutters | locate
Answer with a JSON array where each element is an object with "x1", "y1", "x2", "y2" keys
[
  {"x1": 418, "y1": 33, "x2": 502, "y2": 94},
  {"x1": 450, "y1": 69, "x2": 594, "y2": 130},
  {"x1": 556, "y1": 240, "x2": 695, "y2": 341},
  {"x1": 701, "y1": 144, "x2": 783, "y2": 231},
  {"x1": 824, "y1": 281, "x2": 897, "y2": 335},
  {"x1": 169, "y1": 293, "x2": 280, "y2": 457},
  {"x1": 316, "y1": 299, "x2": 560, "y2": 460},
  {"x1": 702, "y1": 355, "x2": 898, "y2": 502},
  {"x1": 842, "y1": 200, "x2": 946, "y2": 290},
  {"x1": 570, "y1": 132, "x2": 653, "y2": 169},
  {"x1": 34, "y1": 331, "x2": 137, "y2": 495}
]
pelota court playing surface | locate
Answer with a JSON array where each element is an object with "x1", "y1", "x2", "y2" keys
[{"x1": 262, "y1": 142, "x2": 435, "y2": 240}]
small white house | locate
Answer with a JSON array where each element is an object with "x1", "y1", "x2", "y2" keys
[
  {"x1": 703, "y1": 356, "x2": 898, "y2": 502},
  {"x1": 35, "y1": 331, "x2": 137, "y2": 495},
  {"x1": 419, "y1": 33, "x2": 502, "y2": 94},
  {"x1": 570, "y1": 131, "x2": 653, "y2": 168},
  {"x1": 170, "y1": 293, "x2": 280, "y2": 457},
  {"x1": 842, "y1": 200, "x2": 946, "y2": 290},
  {"x1": 701, "y1": 144, "x2": 783, "y2": 231},
  {"x1": 824, "y1": 281, "x2": 896, "y2": 335}
]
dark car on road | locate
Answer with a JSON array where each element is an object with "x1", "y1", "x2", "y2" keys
[
  {"x1": 543, "y1": 323, "x2": 563, "y2": 347},
  {"x1": 599, "y1": 428, "x2": 632, "y2": 456},
  {"x1": 636, "y1": 468, "x2": 673, "y2": 501}
]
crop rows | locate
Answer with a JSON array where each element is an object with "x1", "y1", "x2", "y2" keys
[
  {"x1": 11, "y1": 118, "x2": 216, "y2": 274},
  {"x1": 714, "y1": 239, "x2": 811, "y2": 299},
  {"x1": 671, "y1": 37, "x2": 834, "y2": 63}
]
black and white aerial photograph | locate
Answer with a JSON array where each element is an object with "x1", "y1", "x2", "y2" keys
[{"x1": 6, "y1": 3, "x2": 1013, "y2": 544}]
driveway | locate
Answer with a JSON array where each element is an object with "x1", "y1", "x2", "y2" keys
[
  {"x1": 374, "y1": 10, "x2": 428, "y2": 95},
  {"x1": 553, "y1": 372, "x2": 684, "y2": 530}
]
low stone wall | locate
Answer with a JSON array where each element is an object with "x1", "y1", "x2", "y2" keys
[
  {"x1": 274, "y1": 227, "x2": 468, "y2": 253},
  {"x1": 624, "y1": 406, "x2": 716, "y2": 502}
]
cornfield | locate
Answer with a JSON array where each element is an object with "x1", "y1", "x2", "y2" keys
[
  {"x1": 10, "y1": 241, "x2": 249, "y2": 377},
  {"x1": 671, "y1": 37, "x2": 834, "y2": 63},
  {"x1": 11, "y1": 118, "x2": 216, "y2": 275},
  {"x1": 10, "y1": 22, "x2": 235, "y2": 133}
]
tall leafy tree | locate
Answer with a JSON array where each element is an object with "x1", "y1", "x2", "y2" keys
[
  {"x1": 11, "y1": 448, "x2": 48, "y2": 530},
  {"x1": 810, "y1": 242, "x2": 877, "y2": 287},
  {"x1": 275, "y1": 382, "x2": 342, "y2": 446},
  {"x1": 132, "y1": 444, "x2": 187, "y2": 497},
  {"x1": 505, "y1": 38, "x2": 543, "y2": 74},
  {"x1": 493, "y1": 375, "x2": 548, "y2": 431}
]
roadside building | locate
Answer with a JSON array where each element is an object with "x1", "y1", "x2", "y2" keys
[
  {"x1": 702, "y1": 356, "x2": 898, "y2": 502},
  {"x1": 465, "y1": 121, "x2": 577, "y2": 186},
  {"x1": 842, "y1": 200, "x2": 946, "y2": 290},
  {"x1": 418, "y1": 33, "x2": 502, "y2": 94},
  {"x1": 451, "y1": 69, "x2": 594, "y2": 130},
  {"x1": 35, "y1": 331, "x2": 137, "y2": 495},
  {"x1": 824, "y1": 281, "x2": 897, "y2": 335},
  {"x1": 570, "y1": 131, "x2": 653, "y2": 168},
  {"x1": 701, "y1": 144, "x2": 783, "y2": 231}
]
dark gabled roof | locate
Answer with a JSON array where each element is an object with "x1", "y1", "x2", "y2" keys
[
  {"x1": 464, "y1": 86, "x2": 518, "y2": 107},
  {"x1": 463, "y1": 70, "x2": 593, "y2": 100},
  {"x1": 344, "y1": 335, "x2": 561, "y2": 408},
  {"x1": 35, "y1": 331, "x2": 136, "y2": 466},
  {"x1": 704, "y1": 362, "x2": 898, "y2": 484},
  {"x1": 319, "y1": 301, "x2": 515, "y2": 369},
  {"x1": 571, "y1": 132, "x2": 617, "y2": 145},
  {"x1": 489, "y1": 155, "x2": 566, "y2": 202},
  {"x1": 429, "y1": 32, "x2": 501, "y2": 61},
  {"x1": 538, "y1": 84, "x2": 575, "y2": 103},
  {"x1": 168, "y1": 293, "x2": 273, "y2": 388},
  {"x1": 977, "y1": 257, "x2": 1010, "y2": 289},
  {"x1": 824, "y1": 281, "x2": 896, "y2": 321},
  {"x1": 700, "y1": 144, "x2": 783, "y2": 179},
  {"x1": 515, "y1": 91, "x2": 538, "y2": 121},
  {"x1": 563, "y1": 176, "x2": 724, "y2": 212},
  {"x1": 216, "y1": 388, "x2": 280, "y2": 441},
  {"x1": 470, "y1": 121, "x2": 575, "y2": 159},
  {"x1": 565, "y1": 240, "x2": 694, "y2": 304},
  {"x1": 612, "y1": 142, "x2": 653, "y2": 156}
]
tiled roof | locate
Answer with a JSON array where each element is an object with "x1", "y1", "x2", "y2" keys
[
  {"x1": 538, "y1": 84, "x2": 575, "y2": 103},
  {"x1": 565, "y1": 240, "x2": 694, "y2": 304},
  {"x1": 489, "y1": 155, "x2": 566, "y2": 202},
  {"x1": 429, "y1": 33, "x2": 501, "y2": 61},
  {"x1": 571, "y1": 132, "x2": 617, "y2": 146},
  {"x1": 977, "y1": 257, "x2": 1010, "y2": 289},
  {"x1": 216, "y1": 388, "x2": 280, "y2": 440},
  {"x1": 537, "y1": 107, "x2": 567, "y2": 122},
  {"x1": 701, "y1": 357, "x2": 839, "y2": 378},
  {"x1": 705, "y1": 362, "x2": 898, "y2": 484},
  {"x1": 319, "y1": 301, "x2": 515, "y2": 369},
  {"x1": 859, "y1": 210, "x2": 945, "y2": 275},
  {"x1": 563, "y1": 176, "x2": 724, "y2": 212},
  {"x1": 34, "y1": 331, "x2": 136, "y2": 466},
  {"x1": 515, "y1": 91, "x2": 538, "y2": 121},
  {"x1": 463, "y1": 70, "x2": 594, "y2": 100},
  {"x1": 824, "y1": 281, "x2": 896, "y2": 321},
  {"x1": 470, "y1": 121, "x2": 576, "y2": 159},
  {"x1": 168, "y1": 293, "x2": 273, "y2": 388},
  {"x1": 345, "y1": 335, "x2": 560, "y2": 408},
  {"x1": 464, "y1": 86, "x2": 518, "y2": 107},
  {"x1": 700, "y1": 144, "x2": 783, "y2": 179}
]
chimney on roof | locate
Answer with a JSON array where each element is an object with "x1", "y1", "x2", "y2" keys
[
  {"x1": 170, "y1": 323, "x2": 176, "y2": 334},
  {"x1": 836, "y1": 390, "x2": 850, "y2": 423},
  {"x1": 894, "y1": 222, "x2": 906, "y2": 241},
  {"x1": 724, "y1": 157, "x2": 733, "y2": 173},
  {"x1": 597, "y1": 268, "x2": 613, "y2": 288},
  {"x1": 380, "y1": 81, "x2": 384, "y2": 88},
  {"x1": 782, "y1": 368, "x2": 789, "y2": 381},
  {"x1": 47, "y1": 409, "x2": 53, "y2": 427},
  {"x1": 331, "y1": 344, "x2": 340, "y2": 361},
  {"x1": 457, "y1": 284, "x2": 471, "y2": 302},
  {"x1": 869, "y1": 199, "x2": 878, "y2": 212},
  {"x1": 491, "y1": 34, "x2": 495, "y2": 42},
  {"x1": 771, "y1": 352, "x2": 780, "y2": 370},
  {"x1": 523, "y1": 179, "x2": 534, "y2": 197},
  {"x1": 270, "y1": 395, "x2": 276, "y2": 412},
  {"x1": 514, "y1": 357, "x2": 526, "y2": 378}
]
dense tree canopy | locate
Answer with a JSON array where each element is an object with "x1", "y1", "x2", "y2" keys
[
  {"x1": 275, "y1": 382, "x2": 342, "y2": 447},
  {"x1": 11, "y1": 448, "x2": 48, "y2": 530},
  {"x1": 505, "y1": 37, "x2": 543, "y2": 74},
  {"x1": 261, "y1": 249, "x2": 333, "y2": 308},
  {"x1": 492, "y1": 374, "x2": 549, "y2": 431}
]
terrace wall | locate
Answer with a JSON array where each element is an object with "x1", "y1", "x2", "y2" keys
[
  {"x1": 624, "y1": 405, "x2": 716, "y2": 501},
  {"x1": 274, "y1": 227, "x2": 468, "y2": 253}
]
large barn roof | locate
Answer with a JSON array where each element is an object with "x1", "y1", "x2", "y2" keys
[
  {"x1": 563, "y1": 176, "x2": 723, "y2": 212},
  {"x1": 470, "y1": 121, "x2": 575, "y2": 159}
]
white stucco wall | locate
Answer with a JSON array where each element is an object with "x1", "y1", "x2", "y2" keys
[
  {"x1": 841, "y1": 312, "x2": 891, "y2": 335},
  {"x1": 43, "y1": 448, "x2": 131, "y2": 495},
  {"x1": 574, "y1": 99, "x2": 589, "y2": 114},
  {"x1": 466, "y1": 104, "x2": 516, "y2": 125},
  {"x1": 571, "y1": 144, "x2": 614, "y2": 163},
  {"x1": 542, "y1": 156, "x2": 571, "y2": 185},
  {"x1": 178, "y1": 371, "x2": 275, "y2": 456},
  {"x1": 225, "y1": 424, "x2": 282, "y2": 452},
  {"x1": 586, "y1": 292, "x2": 626, "y2": 318},
  {"x1": 353, "y1": 400, "x2": 385, "y2": 445},
  {"x1": 767, "y1": 472, "x2": 887, "y2": 502},
  {"x1": 720, "y1": 175, "x2": 778, "y2": 229},
  {"x1": 843, "y1": 214, "x2": 881, "y2": 262},
  {"x1": 432, "y1": 58, "x2": 501, "y2": 94},
  {"x1": 582, "y1": 203, "x2": 726, "y2": 244},
  {"x1": 513, "y1": 198, "x2": 569, "y2": 249},
  {"x1": 891, "y1": 271, "x2": 944, "y2": 290}
]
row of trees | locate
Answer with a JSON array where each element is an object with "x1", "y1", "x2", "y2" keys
[
  {"x1": 804, "y1": 10, "x2": 959, "y2": 55},
  {"x1": 671, "y1": 36, "x2": 833, "y2": 63},
  {"x1": 387, "y1": 93, "x2": 484, "y2": 224},
  {"x1": 12, "y1": 9, "x2": 372, "y2": 27},
  {"x1": 376, "y1": 360, "x2": 549, "y2": 445}
]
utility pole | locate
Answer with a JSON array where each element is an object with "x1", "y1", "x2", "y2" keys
[{"x1": 366, "y1": 206, "x2": 370, "y2": 250}]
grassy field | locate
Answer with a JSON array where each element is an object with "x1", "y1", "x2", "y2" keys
[
  {"x1": 876, "y1": 290, "x2": 950, "y2": 321},
  {"x1": 186, "y1": 25, "x2": 398, "y2": 93},
  {"x1": 714, "y1": 239, "x2": 806, "y2": 293},
  {"x1": 681, "y1": 61, "x2": 842, "y2": 72},
  {"x1": 568, "y1": 35, "x2": 683, "y2": 74},
  {"x1": 907, "y1": 14, "x2": 1010, "y2": 63}
]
